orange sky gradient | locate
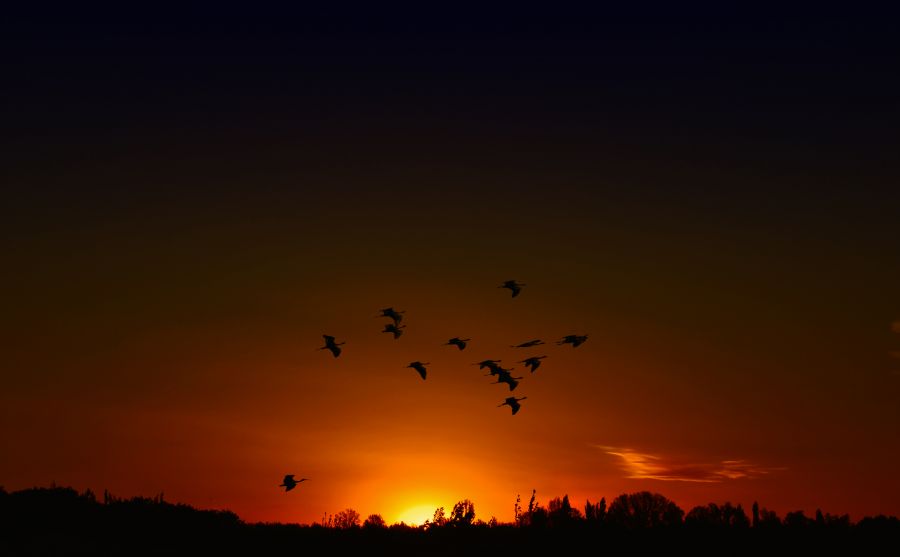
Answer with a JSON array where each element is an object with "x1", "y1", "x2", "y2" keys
[
  {"x1": 3, "y1": 185, "x2": 899, "y2": 524},
  {"x1": 3, "y1": 10, "x2": 900, "y2": 526}
]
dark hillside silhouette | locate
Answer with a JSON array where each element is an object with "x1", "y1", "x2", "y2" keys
[{"x1": 1, "y1": 485, "x2": 898, "y2": 555}]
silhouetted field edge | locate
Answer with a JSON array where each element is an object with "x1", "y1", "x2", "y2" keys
[{"x1": 1, "y1": 485, "x2": 897, "y2": 555}]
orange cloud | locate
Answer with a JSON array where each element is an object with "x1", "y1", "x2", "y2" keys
[
  {"x1": 597, "y1": 446, "x2": 780, "y2": 483},
  {"x1": 892, "y1": 320, "x2": 900, "y2": 335}
]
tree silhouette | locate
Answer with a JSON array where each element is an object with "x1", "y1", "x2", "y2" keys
[
  {"x1": 585, "y1": 497, "x2": 607, "y2": 525},
  {"x1": 3, "y1": 483, "x2": 899, "y2": 555},
  {"x1": 547, "y1": 495, "x2": 581, "y2": 527},
  {"x1": 332, "y1": 508, "x2": 361, "y2": 529},
  {"x1": 431, "y1": 506, "x2": 447, "y2": 527},
  {"x1": 752, "y1": 501, "x2": 759, "y2": 528},
  {"x1": 783, "y1": 510, "x2": 813, "y2": 529},
  {"x1": 686, "y1": 503, "x2": 749, "y2": 529},
  {"x1": 816, "y1": 510, "x2": 851, "y2": 529},
  {"x1": 517, "y1": 489, "x2": 548, "y2": 528},
  {"x1": 757, "y1": 507, "x2": 782, "y2": 529},
  {"x1": 606, "y1": 491, "x2": 684, "y2": 529},
  {"x1": 449, "y1": 499, "x2": 476, "y2": 527},
  {"x1": 363, "y1": 514, "x2": 386, "y2": 529}
]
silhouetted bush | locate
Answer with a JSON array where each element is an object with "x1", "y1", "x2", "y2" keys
[{"x1": 606, "y1": 491, "x2": 684, "y2": 529}]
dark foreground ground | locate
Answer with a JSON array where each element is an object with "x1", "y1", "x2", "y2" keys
[{"x1": 2, "y1": 487, "x2": 897, "y2": 556}]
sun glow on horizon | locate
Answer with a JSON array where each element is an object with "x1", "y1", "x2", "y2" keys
[{"x1": 395, "y1": 503, "x2": 438, "y2": 526}]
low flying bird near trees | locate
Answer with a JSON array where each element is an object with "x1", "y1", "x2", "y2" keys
[{"x1": 279, "y1": 475, "x2": 308, "y2": 492}]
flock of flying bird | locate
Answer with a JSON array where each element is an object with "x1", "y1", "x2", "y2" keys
[
  {"x1": 318, "y1": 279, "x2": 587, "y2": 414},
  {"x1": 286, "y1": 280, "x2": 587, "y2": 492}
]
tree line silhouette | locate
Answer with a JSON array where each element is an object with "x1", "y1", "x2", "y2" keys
[{"x1": 2, "y1": 485, "x2": 897, "y2": 555}]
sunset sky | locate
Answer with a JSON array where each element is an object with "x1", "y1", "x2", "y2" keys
[{"x1": 3, "y1": 7, "x2": 899, "y2": 525}]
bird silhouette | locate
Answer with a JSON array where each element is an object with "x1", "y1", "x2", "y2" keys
[
  {"x1": 473, "y1": 360, "x2": 503, "y2": 373},
  {"x1": 498, "y1": 396, "x2": 527, "y2": 415},
  {"x1": 279, "y1": 475, "x2": 308, "y2": 492},
  {"x1": 319, "y1": 335, "x2": 345, "y2": 358},
  {"x1": 557, "y1": 334, "x2": 588, "y2": 347},
  {"x1": 519, "y1": 356, "x2": 547, "y2": 373},
  {"x1": 377, "y1": 307, "x2": 405, "y2": 324},
  {"x1": 445, "y1": 337, "x2": 471, "y2": 350},
  {"x1": 499, "y1": 279, "x2": 526, "y2": 298},
  {"x1": 511, "y1": 339, "x2": 545, "y2": 348},
  {"x1": 382, "y1": 323, "x2": 406, "y2": 339},
  {"x1": 483, "y1": 364, "x2": 515, "y2": 377},
  {"x1": 492, "y1": 368, "x2": 523, "y2": 391},
  {"x1": 407, "y1": 361, "x2": 429, "y2": 380}
]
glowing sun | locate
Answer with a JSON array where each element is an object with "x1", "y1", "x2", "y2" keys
[{"x1": 395, "y1": 503, "x2": 437, "y2": 526}]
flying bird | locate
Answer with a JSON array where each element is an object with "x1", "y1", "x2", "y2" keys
[
  {"x1": 445, "y1": 337, "x2": 471, "y2": 351},
  {"x1": 499, "y1": 279, "x2": 526, "y2": 298},
  {"x1": 377, "y1": 307, "x2": 405, "y2": 324},
  {"x1": 498, "y1": 396, "x2": 528, "y2": 415},
  {"x1": 319, "y1": 335, "x2": 345, "y2": 358},
  {"x1": 519, "y1": 356, "x2": 547, "y2": 373},
  {"x1": 279, "y1": 475, "x2": 308, "y2": 492},
  {"x1": 407, "y1": 361, "x2": 429, "y2": 380},
  {"x1": 511, "y1": 339, "x2": 545, "y2": 348},
  {"x1": 492, "y1": 368, "x2": 523, "y2": 391},
  {"x1": 473, "y1": 360, "x2": 503, "y2": 373},
  {"x1": 482, "y1": 364, "x2": 514, "y2": 377},
  {"x1": 557, "y1": 334, "x2": 588, "y2": 347},
  {"x1": 382, "y1": 323, "x2": 406, "y2": 339}
]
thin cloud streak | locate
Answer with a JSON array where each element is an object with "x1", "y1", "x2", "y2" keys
[{"x1": 596, "y1": 445, "x2": 782, "y2": 483}]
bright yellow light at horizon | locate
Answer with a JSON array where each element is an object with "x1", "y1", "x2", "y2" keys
[{"x1": 395, "y1": 503, "x2": 438, "y2": 526}]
